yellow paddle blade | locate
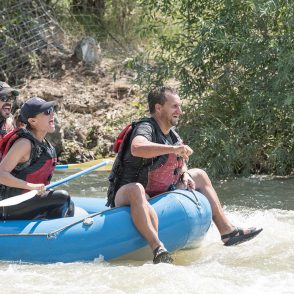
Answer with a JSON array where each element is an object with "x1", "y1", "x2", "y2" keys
[{"x1": 56, "y1": 158, "x2": 114, "y2": 171}]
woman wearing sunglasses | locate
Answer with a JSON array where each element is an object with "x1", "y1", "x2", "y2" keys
[
  {"x1": 0, "y1": 81, "x2": 19, "y2": 139},
  {"x1": 0, "y1": 97, "x2": 74, "y2": 220}
]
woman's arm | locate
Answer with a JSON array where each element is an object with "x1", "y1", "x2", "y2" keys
[{"x1": 0, "y1": 138, "x2": 43, "y2": 191}]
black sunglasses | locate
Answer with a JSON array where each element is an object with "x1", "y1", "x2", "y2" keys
[
  {"x1": 0, "y1": 93, "x2": 14, "y2": 102},
  {"x1": 43, "y1": 107, "x2": 54, "y2": 115}
]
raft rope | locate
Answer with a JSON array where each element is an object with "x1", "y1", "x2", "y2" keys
[
  {"x1": 0, "y1": 209, "x2": 108, "y2": 239},
  {"x1": 0, "y1": 189, "x2": 202, "y2": 239},
  {"x1": 154, "y1": 190, "x2": 202, "y2": 208}
]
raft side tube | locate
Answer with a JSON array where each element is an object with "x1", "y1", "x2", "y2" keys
[{"x1": 0, "y1": 190, "x2": 212, "y2": 263}]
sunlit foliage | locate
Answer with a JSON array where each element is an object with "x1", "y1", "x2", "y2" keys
[{"x1": 133, "y1": 0, "x2": 294, "y2": 177}]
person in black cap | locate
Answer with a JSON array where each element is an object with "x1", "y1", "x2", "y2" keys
[
  {"x1": 0, "y1": 81, "x2": 19, "y2": 139},
  {"x1": 0, "y1": 97, "x2": 74, "y2": 220}
]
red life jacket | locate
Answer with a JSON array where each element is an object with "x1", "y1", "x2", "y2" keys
[
  {"x1": 107, "y1": 117, "x2": 184, "y2": 206},
  {"x1": 0, "y1": 117, "x2": 14, "y2": 141},
  {"x1": 0, "y1": 128, "x2": 20, "y2": 161},
  {"x1": 113, "y1": 123, "x2": 132, "y2": 153},
  {"x1": 0, "y1": 128, "x2": 57, "y2": 200},
  {"x1": 145, "y1": 153, "x2": 183, "y2": 197}
]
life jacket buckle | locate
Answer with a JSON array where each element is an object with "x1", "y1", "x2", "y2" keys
[{"x1": 168, "y1": 184, "x2": 176, "y2": 191}]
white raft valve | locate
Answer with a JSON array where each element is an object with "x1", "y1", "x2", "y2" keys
[{"x1": 83, "y1": 218, "x2": 94, "y2": 226}]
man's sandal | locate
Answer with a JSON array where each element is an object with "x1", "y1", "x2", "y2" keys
[
  {"x1": 221, "y1": 227, "x2": 263, "y2": 246},
  {"x1": 153, "y1": 246, "x2": 174, "y2": 264}
]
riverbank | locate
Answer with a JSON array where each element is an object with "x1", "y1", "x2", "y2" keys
[{"x1": 19, "y1": 49, "x2": 144, "y2": 163}]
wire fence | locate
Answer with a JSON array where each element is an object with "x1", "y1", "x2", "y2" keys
[
  {"x1": 0, "y1": 0, "x2": 115, "y2": 86},
  {"x1": 0, "y1": 0, "x2": 68, "y2": 84}
]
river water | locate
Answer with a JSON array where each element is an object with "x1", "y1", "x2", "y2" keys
[{"x1": 0, "y1": 172, "x2": 293, "y2": 294}]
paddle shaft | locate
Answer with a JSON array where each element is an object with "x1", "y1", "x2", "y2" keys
[
  {"x1": 46, "y1": 160, "x2": 111, "y2": 189},
  {"x1": 0, "y1": 160, "x2": 113, "y2": 207}
]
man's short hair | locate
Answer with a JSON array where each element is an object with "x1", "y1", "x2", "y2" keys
[{"x1": 147, "y1": 86, "x2": 177, "y2": 114}]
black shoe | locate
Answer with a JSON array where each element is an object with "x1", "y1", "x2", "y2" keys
[
  {"x1": 153, "y1": 246, "x2": 174, "y2": 264},
  {"x1": 221, "y1": 227, "x2": 263, "y2": 246}
]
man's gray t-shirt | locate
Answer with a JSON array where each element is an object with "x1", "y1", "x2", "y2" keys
[{"x1": 117, "y1": 120, "x2": 182, "y2": 189}]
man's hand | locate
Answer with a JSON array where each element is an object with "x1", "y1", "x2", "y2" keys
[
  {"x1": 179, "y1": 172, "x2": 195, "y2": 190},
  {"x1": 174, "y1": 144, "x2": 193, "y2": 160}
]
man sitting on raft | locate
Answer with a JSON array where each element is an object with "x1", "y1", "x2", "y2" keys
[{"x1": 107, "y1": 86, "x2": 262, "y2": 264}]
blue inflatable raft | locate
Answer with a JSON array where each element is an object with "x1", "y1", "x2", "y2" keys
[{"x1": 0, "y1": 189, "x2": 212, "y2": 263}]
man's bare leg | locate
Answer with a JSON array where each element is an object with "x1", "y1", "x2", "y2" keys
[
  {"x1": 115, "y1": 182, "x2": 173, "y2": 263},
  {"x1": 143, "y1": 193, "x2": 159, "y2": 233},
  {"x1": 115, "y1": 183, "x2": 161, "y2": 250},
  {"x1": 188, "y1": 168, "x2": 262, "y2": 244},
  {"x1": 148, "y1": 202, "x2": 159, "y2": 232}
]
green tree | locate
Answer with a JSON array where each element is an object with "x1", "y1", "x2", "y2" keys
[
  {"x1": 134, "y1": 0, "x2": 294, "y2": 177},
  {"x1": 71, "y1": 0, "x2": 106, "y2": 18}
]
